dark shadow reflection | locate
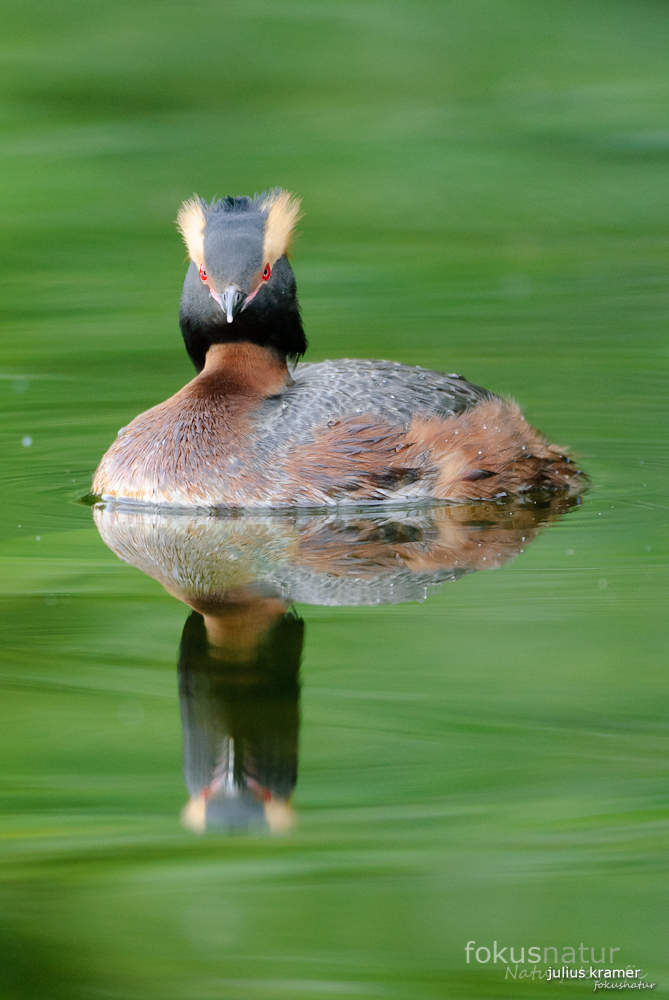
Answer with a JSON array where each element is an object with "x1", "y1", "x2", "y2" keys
[
  {"x1": 93, "y1": 496, "x2": 579, "y2": 833},
  {"x1": 178, "y1": 605, "x2": 302, "y2": 833}
]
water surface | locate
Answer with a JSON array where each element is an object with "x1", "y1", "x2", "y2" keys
[{"x1": 0, "y1": 2, "x2": 667, "y2": 997}]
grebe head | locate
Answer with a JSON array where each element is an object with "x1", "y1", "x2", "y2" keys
[{"x1": 176, "y1": 190, "x2": 307, "y2": 372}]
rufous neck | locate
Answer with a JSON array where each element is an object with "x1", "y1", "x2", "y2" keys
[
  {"x1": 201, "y1": 597, "x2": 289, "y2": 662},
  {"x1": 199, "y1": 342, "x2": 290, "y2": 396}
]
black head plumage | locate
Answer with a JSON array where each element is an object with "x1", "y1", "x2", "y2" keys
[{"x1": 176, "y1": 190, "x2": 307, "y2": 372}]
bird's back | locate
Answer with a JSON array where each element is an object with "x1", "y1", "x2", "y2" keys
[{"x1": 250, "y1": 358, "x2": 495, "y2": 458}]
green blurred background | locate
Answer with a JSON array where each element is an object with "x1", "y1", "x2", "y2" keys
[{"x1": 0, "y1": 1, "x2": 667, "y2": 997}]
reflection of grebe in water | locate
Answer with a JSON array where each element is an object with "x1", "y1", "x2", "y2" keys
[
  {"x1": 93, "y1": 495, "x2": 580, "y2": 832},
  {"x1": 178, "y1": 602, "x2": 302, "y2": 834}
]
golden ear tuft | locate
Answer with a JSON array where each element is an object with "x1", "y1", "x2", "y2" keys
[
  {"x1": 176, "y1": 196, "x2": 206, "y2": 264},
  {"x1": 261, "y1": 190, "x2": 303, "y2": 265},
  {"x1": 264, "y1": 799, "x2": 296, "y2": 834},
  {"x1": 180, "y1": 796, "x2": 207, "y2": 834}
]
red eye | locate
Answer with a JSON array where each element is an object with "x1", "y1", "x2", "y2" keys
[
  {"x1": 262, "y1": 263, "x2": 271, "y2": 281},
  {"x1": 199, "y1": 265, "x2": 207, "y2": 282}
]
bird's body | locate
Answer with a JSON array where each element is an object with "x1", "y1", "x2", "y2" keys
[{"x1": 92, "y1": 190, "x2": 585, "y2": 508}]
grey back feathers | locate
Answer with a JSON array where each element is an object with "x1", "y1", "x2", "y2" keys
[{"x1": 250, "y1": 358, "x2": 495, "y2": 458}]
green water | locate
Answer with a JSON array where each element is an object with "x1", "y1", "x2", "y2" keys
[{"x1": 1, "y1": 1, "x2": 667, "y2": 997}]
